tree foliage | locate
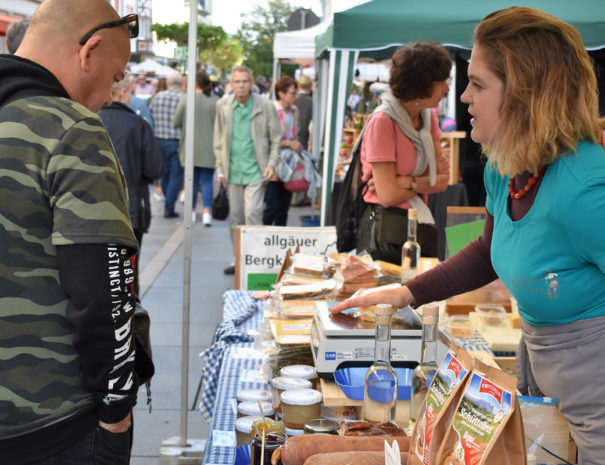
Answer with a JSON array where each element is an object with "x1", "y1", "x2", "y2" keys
[
  {"x1": 235, "y1": 0, "x2": 298, "y2": 79},
  {"x1": 152, "y1": 22, "x2": 227, "y2": 49},
  {"x1": 151, "y1": 21, "x2": 241, "y2": 77},
  {"x1": 199, "y1": 39, "x2": 242, "y2": 80}
]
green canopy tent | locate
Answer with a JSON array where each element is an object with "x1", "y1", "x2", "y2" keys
[{"x1": 314, "y1": 0, "x2": 605, "y2": 225}]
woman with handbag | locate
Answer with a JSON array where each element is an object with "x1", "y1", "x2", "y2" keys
[
  {"x1": 356, "y1": 42, "x2": 451, "y2": 264},
  {"x1": 263, "y1": 76, "x2": 302, "y2": 226}
]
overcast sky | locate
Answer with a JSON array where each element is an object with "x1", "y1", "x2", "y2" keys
[{"x1": 151, "y1": 0, "x2": 369, "y2": 34}]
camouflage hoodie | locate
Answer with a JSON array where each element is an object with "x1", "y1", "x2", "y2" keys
[{"x1": 0, "y1": 54, "x2": 140, "y2": 461}]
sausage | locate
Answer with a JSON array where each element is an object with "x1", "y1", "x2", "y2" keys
[
  {"x1": 303, "y1": 451, "x2": 409, "y2": 465},
  {"x1": 279, "y1": 434, "x2": 410, "y2": 465}
]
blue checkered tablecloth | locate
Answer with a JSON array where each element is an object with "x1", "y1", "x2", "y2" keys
[
  {"x1": 198, "y1": 291, "x2": 265, "y2": 422},
  {"x1": 202, "y1": 342, "x2": 269, "y2": 465}
]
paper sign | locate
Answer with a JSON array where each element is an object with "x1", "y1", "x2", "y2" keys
[
  {"x1": 236, "y1": 226, "x2": 337, "y2": 290},
  {"x1": 445, "y1": 219, "x2": 485, "y2": 256}
]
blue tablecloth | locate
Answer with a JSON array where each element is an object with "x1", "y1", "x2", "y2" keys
[
  {"x1": 202, "y1": 342, "x2": 268, "y2": 465},
  {"x1": 199, "y1": 291, "x2": 265, "y2": 421}
]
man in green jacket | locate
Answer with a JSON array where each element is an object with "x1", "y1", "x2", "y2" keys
[{"x1": 214, "y1": 65, "x2": 283, "y2": 274}]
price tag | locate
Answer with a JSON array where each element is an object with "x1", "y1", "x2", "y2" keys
[{"x1": 212, "y1": 430, "x2": 236, "y2": 447}]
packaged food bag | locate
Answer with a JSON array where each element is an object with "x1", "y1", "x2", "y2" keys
[
  {"x1": 436, "y1": 359, "x2": 526, "y2": 465},
  {"x1": 408, "y1": 342, "x2": 473, "y2": 465}
]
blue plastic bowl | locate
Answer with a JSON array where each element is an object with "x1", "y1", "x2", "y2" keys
[
  {"x1": 333, "y1": 367, "x2": 412, "y2": 401},
  {"x1": 234, "y1": 444, "x2": 251, "y2": 465}
]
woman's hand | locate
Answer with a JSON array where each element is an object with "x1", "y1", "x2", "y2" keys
[
  {"x1": 330, "y1": 285, "x2": 415, "y2": 314},
  {"x1": 437, "y1": 154, "x2": 450, "y2": 174}
]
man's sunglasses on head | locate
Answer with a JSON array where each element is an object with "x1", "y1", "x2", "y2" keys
[{"x1": 79, "y1": 14, "x2": 139, "y2": 46}]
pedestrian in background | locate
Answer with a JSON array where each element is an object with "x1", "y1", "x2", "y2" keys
[
  {"x1": 174, "y1": 70, "x2": 219, "y2": 226},
  {"x1": 214, "y1": 65, "x2": 282, "y2": 274},
  {"x1": 150, "y1": 71, "x2": 185, "y2": 218},
  {"x1": 99, "y1": 74, "x2": 163, "y2": 296},
  {"x1": 134, "y1": 73, "x2": 155, "y2": 98},
  {"x1": 263, "y1": 75, "x2": 301, "y2": 226},
  {"x1": 5, "y1": 18, "x2": 29, "y2": 54},
  {"x1": 296, "y1": 75, "x2": 313, "y2": 152}
]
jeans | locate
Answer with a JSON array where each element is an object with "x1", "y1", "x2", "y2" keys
[
  {"x1": 157, "y1": 138, "x2": 183, "y2": 215},
  {"x1": 263, "y1": 181, "x2": 292, "y2": 226},
  {"x1": 192, "y1": 167, "x2": 215, "y2": 210},
  {"x1": 27, "y1": 425, "x2": 131, "y2": 465}
]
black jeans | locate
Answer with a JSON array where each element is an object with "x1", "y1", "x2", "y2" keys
[
  {"x1": 28, "y1": 425, "x2": 131, "y2": 465},
  {"x1": 263, "y1": 181, "x2": 292, "y2": 226}
]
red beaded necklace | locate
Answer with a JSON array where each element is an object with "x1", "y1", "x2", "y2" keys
[{"x1": 508, "y1": 167, "x2": 545, "y2": 200}]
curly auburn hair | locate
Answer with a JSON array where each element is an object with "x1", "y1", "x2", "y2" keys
[
  {"x1": 275, "y1": 76, "x2": 297, "y2": 99},
  {"x1": 389, "y1": 41, "x2": 452, "y2": 102},
  {"x1": 474, "y1": 7, "x2": 601, "y2": 176}
]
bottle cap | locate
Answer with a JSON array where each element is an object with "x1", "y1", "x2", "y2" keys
[
  {"x1": 272, "y1": 376, "x2": 312, "y2": 391},
  {"x1": 422, "y1": 304, "x2": 439, "y2": 316},
  {"x1": 303, "y1": 418, "x2": 340, "y2": 434},
  {"x1": 280, "y1": 389, "x2": 323, "y2": 406},
  {"x1": 234, "y1": 415, "x2": 263, "y2": 433},
  {"x1": 376, "y1": 303, "x2": 393, "y2": 316},
  {"x1": 408, "y1": 208, "x2": 418, "y2": 220},
  {"x1": 238, "y1": 401, "x2": 275, "y2": 417},
  {"x1": 236, "y1": 389, "x2": 272, "y2": 403},
  {"x1": 280, "y1": 365, "x2": 317, "y2": 380}
]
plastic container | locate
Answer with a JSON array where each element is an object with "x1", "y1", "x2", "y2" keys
[
  {"x1": 447, "y1": 315, "x2": 474, "y2": 338},
  {"x1": 280, "y1": 365, "x2": 318, "y2": 389},
  {"x1": 237, "y1": 401, "x2": 275, "y2": 419},
  {"x1": 272, "y1": 376, "x2": 313, "y2": 413},
  {"x1": 236, "y1": 389, "x2": 272, "y2": 404},
  {"x1": 475, "y1": 304, "x2": 507, "y2": 330},
  {"x1": 234, "y1": 415, "x2": 263, "y2": 446},
  {"x1": 280, "y1": 389, "x2": 323, "y2": 429}
]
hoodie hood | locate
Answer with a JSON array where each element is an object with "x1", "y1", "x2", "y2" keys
[{"x1": 0, "y1": 54, "x2": 69, "y2": 108}]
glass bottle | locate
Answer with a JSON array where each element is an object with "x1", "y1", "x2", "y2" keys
[
  {"x1": 410, "y1": 304, "x2": 439, "y2": 425},
  {"x1": 401, "y1": 208, "x2": 420, "y2": 283},
  {"x1": 363, "y1": 304, "x2": 398, "y2": 423}
]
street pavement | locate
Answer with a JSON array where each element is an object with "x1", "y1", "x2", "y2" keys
[{"x1": 130, "y1": 191, "x2": 315, "y2": 464}]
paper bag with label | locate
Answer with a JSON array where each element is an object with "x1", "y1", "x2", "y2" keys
[
  {"x1": 408, "y1": 342, "x2": 473, "y2": 465},
  {"x1": 436, "y1": 359, "x2": 526, "y2": 465}
]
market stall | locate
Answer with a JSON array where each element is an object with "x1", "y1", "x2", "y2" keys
[
  {"x1": 198, "y1": 245, "x2": 573, "y2": 465},
  {"x1": 314, "y1": 0, "x2": 605, "y2": 225}
]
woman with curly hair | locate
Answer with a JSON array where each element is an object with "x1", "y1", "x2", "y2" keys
[{"x1": 356, "y1": 41, "x2": 451, "y2": 264}]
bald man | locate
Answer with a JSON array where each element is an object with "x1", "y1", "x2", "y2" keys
[{"x1": 0, "y1": 1, "x2": 149, "y2": 463}]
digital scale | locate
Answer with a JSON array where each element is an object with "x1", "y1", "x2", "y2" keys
[{"x1": 311, "y1": 302, "x2": 423, "y2": 378}]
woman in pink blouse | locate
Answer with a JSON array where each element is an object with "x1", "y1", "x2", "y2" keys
[{"x1": 356, "y1": 42, "x2": 451, "y2": 264}]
